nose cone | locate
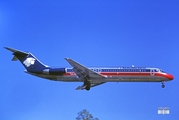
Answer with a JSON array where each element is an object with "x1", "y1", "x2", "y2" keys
[{"x1": 166, "y1": 74, "x2": 174, "y2": 80}]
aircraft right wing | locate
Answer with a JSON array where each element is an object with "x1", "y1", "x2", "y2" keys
[
  {"x1": 65, "y1": 58, "x2": 106, "y2": 79},
  {"x1": 65, "y1": 58, "x2": 107, "y2": 90}
]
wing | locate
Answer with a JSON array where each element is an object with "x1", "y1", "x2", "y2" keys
[
  {"x1": 65, "y1": 58, "x2": 106, "y2": 90},
  {"x1": 65, "y1": 58, "x2": 106, "y2": 79},
  {"x1": 76, "y1": 82, "x2": 106, "y2": 90}
]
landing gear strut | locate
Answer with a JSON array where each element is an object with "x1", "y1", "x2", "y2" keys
[{"x1": 161, "y1": 82, "x2": 165, "y2": 88}]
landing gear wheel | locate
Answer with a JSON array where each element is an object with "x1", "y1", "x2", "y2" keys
[
  {"x1": 162, "y1": 84, "x2": 165, "y2": 88},
  {"x1": 85, "y1": 85, "x2": 90, "y2": 91}
]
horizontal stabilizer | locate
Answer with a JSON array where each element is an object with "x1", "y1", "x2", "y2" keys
[
  {"x1": 4, "y1": 47, "x2": 28, "y2": 55},
  {"x1": 5, "y1": 47, "x2": 48, "y2": 71},
  {"x1": 12, "y1": 55, "x2": 18, "y2": 61},
  {"x1": 5, "y1": 47, "x2": 29, "y2": 61}
]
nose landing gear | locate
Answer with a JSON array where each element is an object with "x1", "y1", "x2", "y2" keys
[{"x1": 161, "y1": 81, "x2": 165, "y2": 88}]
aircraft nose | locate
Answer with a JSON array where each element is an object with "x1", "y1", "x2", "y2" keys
[{"x1": 166, "y1": 74, "x2": 174, "y2": 80}]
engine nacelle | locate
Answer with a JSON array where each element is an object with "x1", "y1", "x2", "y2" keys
[{"x1": 43, "y1": 68, "x2": 65, "y2": 75}]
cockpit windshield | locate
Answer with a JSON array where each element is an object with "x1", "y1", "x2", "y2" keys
[
  {"x1": 155, "y1": 68, "x2": 165, "y2": 73},
  {"x1": 160, "y1": 69, "x2": 165, "y2": 73}
]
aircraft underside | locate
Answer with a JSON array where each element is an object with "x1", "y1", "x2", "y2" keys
[
  {"x1": 26, "y1": 72, "x2": 169, "y2": 90},
  {"x1": 27, "y1": 72, "x2": 170, "y2": 83}
]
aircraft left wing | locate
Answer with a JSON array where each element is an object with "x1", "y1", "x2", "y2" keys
[{"x1": 76, "y1": 82, "x2": 106, "y2": 90}]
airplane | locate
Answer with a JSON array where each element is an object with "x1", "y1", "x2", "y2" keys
[{"x1": 5, "y1": 47, "x2": 174, "y2": 90}]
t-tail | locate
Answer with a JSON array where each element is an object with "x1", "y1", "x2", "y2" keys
[{"x1": 4, "y1": 47, "x2": 48, "y2": 73}]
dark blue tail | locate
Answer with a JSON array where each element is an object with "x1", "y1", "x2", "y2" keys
[{"x1": 5, "y1": 47, "x2": 48, "y2": 72}]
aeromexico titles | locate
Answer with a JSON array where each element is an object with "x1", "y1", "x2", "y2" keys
[{"x1": 5, "y1": 47, "x2": 174, "y2": 90}]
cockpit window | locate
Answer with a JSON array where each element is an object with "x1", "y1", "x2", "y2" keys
[
  {"x1": 154, "y1": 69, "x2": 165, "y2": 73},
  {"x1": 160, "y1": 69, "x2": 165, "y2": 73}
]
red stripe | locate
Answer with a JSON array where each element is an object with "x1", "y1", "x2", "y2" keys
[{"x1": 63, "y1": 72, "x2": 173, "y2": 80}]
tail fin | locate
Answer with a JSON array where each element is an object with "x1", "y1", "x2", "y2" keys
[{"x1": 5, "y1": 47, "x2": 48, "y2": 72}]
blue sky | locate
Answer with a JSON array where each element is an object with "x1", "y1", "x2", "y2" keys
[{"x1": 1, "y1": 0, "x2": 179, "y2": 119}]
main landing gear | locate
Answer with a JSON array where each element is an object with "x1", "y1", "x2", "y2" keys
[
  {"x1": 85, "y1": 85, "x2": 90, "y2": 91},
  {"x1": 84, "y1": 75, "x2": 91, "y2": 91},
  {"x1": 161, "y1": 81, "x2": 165, "y2": 88},
  {"x1": 84, "y1": 80, "x2": 91, "y2": 91}
]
